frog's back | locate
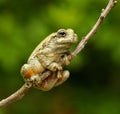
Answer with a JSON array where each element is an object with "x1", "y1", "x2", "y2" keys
[{"x1": 28, "y1": 32, "x2": 56, "y2": 61}]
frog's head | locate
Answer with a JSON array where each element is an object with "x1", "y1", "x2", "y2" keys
[{"x1": 56, "y1": 29, "x2": 78, "y2": 44}]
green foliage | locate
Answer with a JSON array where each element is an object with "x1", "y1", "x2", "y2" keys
[{"x1": 0, "y1": 0, "x2": 120, "y2": 114}]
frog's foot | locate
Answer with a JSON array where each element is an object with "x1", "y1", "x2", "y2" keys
[{"x1": 47, "y1": 62, "x2": 62, "y2": 71}]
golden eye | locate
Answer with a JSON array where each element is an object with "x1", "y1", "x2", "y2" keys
[{"x1": 57, "y1": 29, "x2": 66, "y2": 37}]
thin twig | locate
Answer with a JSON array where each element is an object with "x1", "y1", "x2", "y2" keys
[
  {"x1": 71, "y1": 0, "x2": 117, "y2": 58},
  {"x1": 0, "y1": 82, "x2": 32, "y2": 108},
  {"x1": 0, "y1": 0, "x2": 117, "y2": 108}
]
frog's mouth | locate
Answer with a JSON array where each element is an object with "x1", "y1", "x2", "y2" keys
[
  {"x1": 66, "y1": 29, "x2": 78, "y2": 43},
  {"x1": 73, "y1": 33, "x2": 78, "y2": 43}
]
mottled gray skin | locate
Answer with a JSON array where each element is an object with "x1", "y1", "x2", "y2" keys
[{"x1": 21, "y1": 29, "x2": 78, "y2": 91}]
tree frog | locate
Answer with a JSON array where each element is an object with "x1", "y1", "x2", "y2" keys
[{"x1": 21, "y1": 29, "x2": 78, "y2": 91}]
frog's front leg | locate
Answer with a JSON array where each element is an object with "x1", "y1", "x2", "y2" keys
[
  {"x1": 60, "y1": 54, "x2": 72, "y2": 66},
  {"x1": 36, "y1": 54, "x2": 62, "y2": 71}
]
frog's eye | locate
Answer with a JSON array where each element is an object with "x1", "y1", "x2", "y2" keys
[{"x1": 57, "y1": 29, "x2": 67, "y2": 37}]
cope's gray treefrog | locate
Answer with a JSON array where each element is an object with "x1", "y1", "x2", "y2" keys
[{"x1": 21, "y1": 29, "x2": 78, "y2": 91}]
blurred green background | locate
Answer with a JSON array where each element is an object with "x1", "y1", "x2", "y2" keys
[{"x1": 0, "y1": 0, "x2": 120, "y2": 114}]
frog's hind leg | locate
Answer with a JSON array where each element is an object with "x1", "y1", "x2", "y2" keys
[
  {"x1": 33, "y1": 70, "x2": 69, "y2": 91},
  {"x1": 31, "y1": 70, "x2": 52, "y2": 85},
  {"x1": 35, "y1": 71, "x2": 58, "y2": 91},
  {"x1": 55, "y1": 70, "x2": 70, "y2": 86}
]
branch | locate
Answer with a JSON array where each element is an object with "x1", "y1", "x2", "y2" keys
[
  {"x1": 70, "y1": 0, "x2": 117, "y2": 58},
  {"x1": 0, "y1": 82, "x2": 32, "y2": 108},
  {"x1": 0, "y1": 0, "x2": 117, "y2": 108}
]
